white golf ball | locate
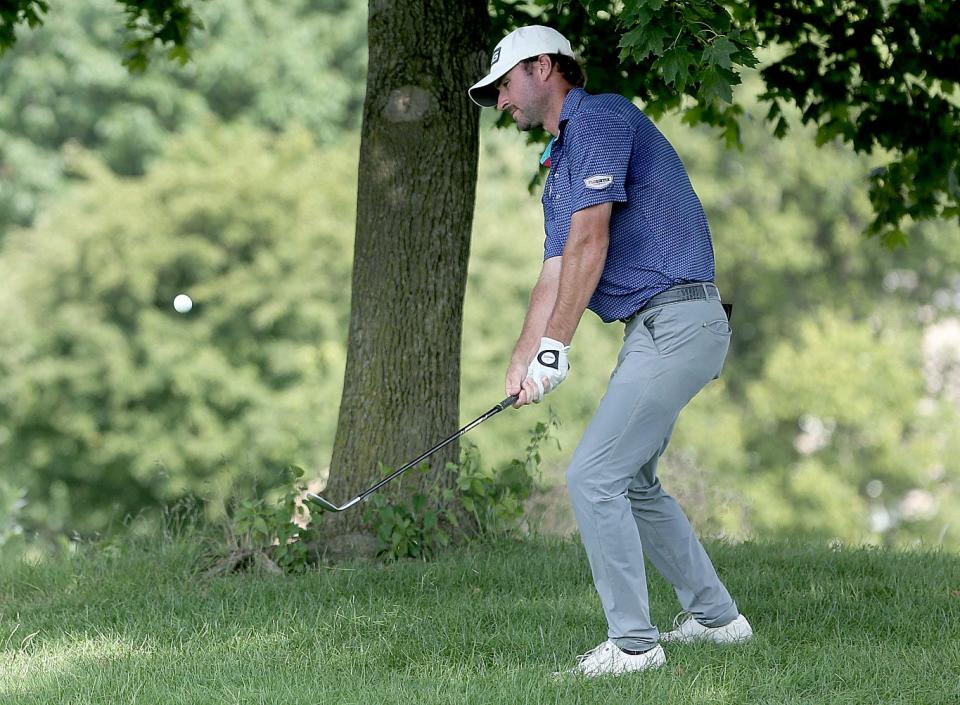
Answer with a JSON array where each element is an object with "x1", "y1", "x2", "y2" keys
[{"x1": 173, "y1": 294, "x2": 193, "y2": 314}]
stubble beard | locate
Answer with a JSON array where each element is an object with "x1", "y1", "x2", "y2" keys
[
  {"x1": 512, "y1": 94, "x2": 547, "y2": 132},
  {"x1": 514, "y1": 113, "x2": 535, "y2": 131}
]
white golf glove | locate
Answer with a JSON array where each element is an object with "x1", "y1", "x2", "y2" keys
[{"x1": 526, "y1": 337, "x2": 570, "y2": 403}]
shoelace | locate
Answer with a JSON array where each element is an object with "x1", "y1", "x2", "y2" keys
[
  {"x1": 575, "y1": 641, "x2": 611, "y2": 664},
  {"x1": 672, "y1": 611, "x2": 696, "y2": 632}
]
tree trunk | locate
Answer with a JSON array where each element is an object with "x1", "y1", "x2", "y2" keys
[{"x1": 324, "y1": 0, "x2": 489, "y2": 534}]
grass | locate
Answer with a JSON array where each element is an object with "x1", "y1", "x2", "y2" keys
[{"x1": 1, "y1": 532, "x2": 959, "y2": 704}]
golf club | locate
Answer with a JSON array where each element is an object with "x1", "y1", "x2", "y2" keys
[{"x1": 306, "y1": 393, "x2": 519, "y2": 513}]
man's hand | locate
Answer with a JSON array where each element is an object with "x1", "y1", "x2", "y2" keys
[
  {"x1": 505, "y1": 359, "x2": 532, "y2": 407},
  {"x1": 505, "y1": 337, "x2": 570, "y2": 407},
  {"x1": 506, "y1": 359, "x2": 548, "y2": 408},
  {"x1": 524, "y1": 337, "x2": 570, "y2": 404}
]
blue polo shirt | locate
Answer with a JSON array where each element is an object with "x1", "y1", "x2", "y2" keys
[{"x1": 542, "y1": 87, "x2": 715, "y2": 323}]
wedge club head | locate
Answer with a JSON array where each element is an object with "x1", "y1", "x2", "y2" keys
[{"x1": 303, "y1": 493, "x2": 362, "y2": 513}]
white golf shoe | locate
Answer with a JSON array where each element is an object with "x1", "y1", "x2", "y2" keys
[
  {"x1": 555, "y1": 640, "x2": 666, "y2": 678},
  {"x1": 659, "y1": 612, "x2": 753, "y2": 644}
]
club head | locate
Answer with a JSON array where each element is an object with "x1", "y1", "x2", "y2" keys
[{"x1": 305, "y1": 492, "x2": 342, "y2": 513}]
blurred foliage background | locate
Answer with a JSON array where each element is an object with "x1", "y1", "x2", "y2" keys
[{"x1": 1, "y1": 0, "x2": 959, "y2": 550}]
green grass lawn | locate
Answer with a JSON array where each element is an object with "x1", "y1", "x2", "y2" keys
[{"x1": 1, "y1": 533, "x2": 959, "y2": 704}]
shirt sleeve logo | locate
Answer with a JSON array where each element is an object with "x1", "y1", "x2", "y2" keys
[{"x1": 584, "y1": 174, "x2": 614, "y2": 190}]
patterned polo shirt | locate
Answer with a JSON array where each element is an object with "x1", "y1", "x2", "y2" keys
[{"x1": 542, "y1": 87, "x2": 715, "y2": 323}]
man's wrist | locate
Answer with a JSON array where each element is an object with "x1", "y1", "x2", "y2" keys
[
  {"x1": 543, "y1": 318, "x2": 574, "y2": 346},
  {"x1": 512, "y1": 337, "x2": 541, "y2": 366},
  {"x1": 539, "y1": 335, "x2": 569, "y2": 350},
  {"x1": 543, "y1": 330, "x2": 572, "y2": 346}
]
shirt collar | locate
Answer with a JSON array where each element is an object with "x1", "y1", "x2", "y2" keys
[
  {"x1": 540, "y1": 87, "x2": 587, "y2": 168},
  {"x1": 539, "y1": 136, "x2": 556, "y2": 167},
  {"x1": 557, "y1": 86, "x2": 588, "y2": 130}
]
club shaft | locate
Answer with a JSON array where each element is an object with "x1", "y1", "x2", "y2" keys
[{"x1": 351, "y1": 395, "x2": 516, "y2": 505}]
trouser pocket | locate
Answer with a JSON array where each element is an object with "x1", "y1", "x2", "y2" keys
[
  {"x1": 702, "y1": 316, "x2": 731, "y2": 378},
  {"x1": 704, "y1": 317, "x2": 732, "y2": 336},
  {"x1": 639, "y1": 301, "x2": 731, "y2": 380}
]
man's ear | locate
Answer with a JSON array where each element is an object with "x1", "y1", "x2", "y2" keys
[{"x1": 537, "y1": 54, "x2": 554, "y2": 81}]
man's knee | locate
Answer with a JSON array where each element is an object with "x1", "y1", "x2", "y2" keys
[
  {"x1": 566, "y1": 460, "x2": 624, "y2": 506},
  {"x1": 566, "y1": 461, "x2": 597, "y2": 506}
]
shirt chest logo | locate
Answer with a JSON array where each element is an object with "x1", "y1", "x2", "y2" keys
[{"x1": 584, "y1": 174, "x2": 614, "y2": 190}]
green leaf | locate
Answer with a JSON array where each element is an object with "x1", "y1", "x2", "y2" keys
[
  {"x1": 702, "y1": 36, "x2": 737, "y2": 70},
  {"x1": 123, "y1": 51, "x2": 149, "y2": 74},
  {"x1": 412, "y1": 494, "x2": 426, "y2": 514},
  {"x1": 658, "y1": 47, "x2": 696, "y2": 88},
  {"x1": 619, "y1": 23, "x2": 670, "y2": 63},
  {"x1": 622, "y1": 0, "x2": 666, "y2": 20},
  {"x1": 773, "y1": 116, "x2": 789, "y2": 139},
  {"x1": 167, "y1": 44, "x2": 190, "y2": 65},
  {"x1": 699, "y1": 68, "x2": 734, "y2": 104},
  {"x1": 880, "y1": 229, "x2": 909, "y2": 250}
]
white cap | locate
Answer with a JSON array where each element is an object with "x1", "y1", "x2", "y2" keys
[{"x1": 468, "y1": 25, "x2": 575, "y2": 108}]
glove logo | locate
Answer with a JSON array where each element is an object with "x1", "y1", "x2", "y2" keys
[{"x1": 537, "y1": 350, "x2": 559, "y2": 369}]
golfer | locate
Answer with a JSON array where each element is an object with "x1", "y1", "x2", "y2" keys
[{"x1": 468, "y1": 25, "x2": 753, "y2": 677}]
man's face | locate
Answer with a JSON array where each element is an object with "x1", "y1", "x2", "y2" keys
[{"x1": 495, "y1": 60, "x2": 548, "y2": 131}]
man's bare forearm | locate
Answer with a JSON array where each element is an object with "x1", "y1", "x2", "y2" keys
[
  {"x1": 511, "y1": 263, "x2": 560, "y2": 367},
  {"x1": 544, "y1": 204, "x2": 611, "y2": 345}
]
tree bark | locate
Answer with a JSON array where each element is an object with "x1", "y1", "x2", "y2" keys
[{"x1": 324, "y1": 0, "x2": 489, "y2": 534}]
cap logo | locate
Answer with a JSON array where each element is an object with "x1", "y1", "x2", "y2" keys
[
  {"x1": 491, "y1": 47, "x2": 501, "y2": 66},
  {"x1": 584, "y1": 174, "x2": 614, "y2": 190}
]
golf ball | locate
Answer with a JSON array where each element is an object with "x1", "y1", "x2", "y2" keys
[{"x1": 173, "y1": 294, "x2": 193, "y2": 314}]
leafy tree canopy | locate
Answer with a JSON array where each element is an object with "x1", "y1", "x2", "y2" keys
[
  {"x1": 1, "y1": 0, "x2": 199, "y2": 70},
  {"x1": 3, "y1": 1, "x2": 957, "y2": 242},
  {"x1": 0, "y1": 124, "x2": 357, "y2": 534},
  {"x1": 489, "y1": 0, "x2": 959, "y2": 246},
  {"x1": 0, "y1": 0, "x2": 366, "y2": 235}
]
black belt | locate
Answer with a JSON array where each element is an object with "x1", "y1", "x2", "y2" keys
[{"x1": 620, "y1": 282, "x2": 729, "y2": 324}]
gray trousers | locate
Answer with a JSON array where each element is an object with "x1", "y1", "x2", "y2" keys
[{"x1": 566, "y1": 293, "x2": 739, "y2": 651}]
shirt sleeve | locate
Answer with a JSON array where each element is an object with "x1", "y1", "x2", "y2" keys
[
  {"x1": 543, "y1": 212, "x2": 563, "y2": 260},
  {"x1": 565, "y1": 112, "x2": 633, "y2": 213}
]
